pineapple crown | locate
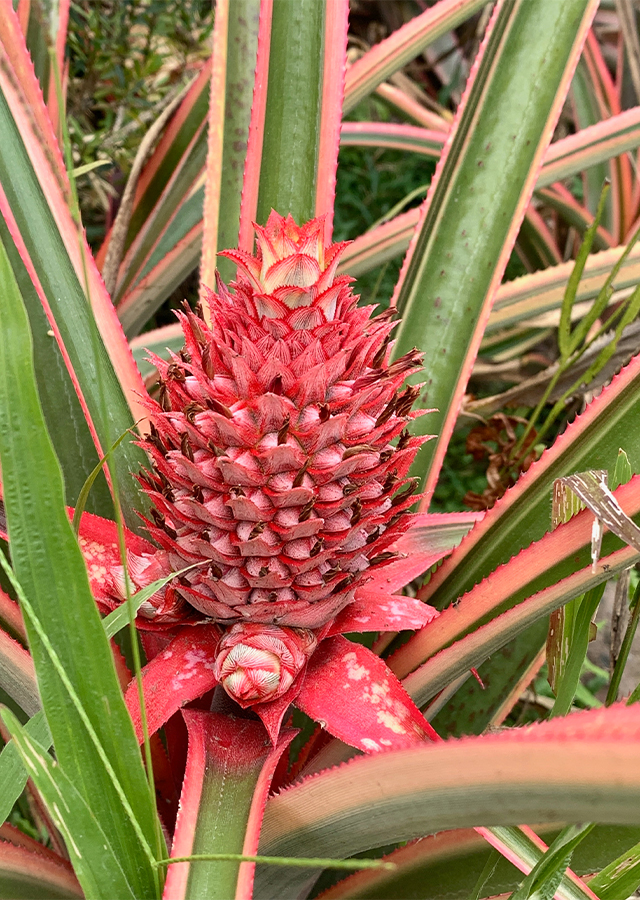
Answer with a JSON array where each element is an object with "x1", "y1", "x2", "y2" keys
[{"x1": 220, "y1": 211, "x2": 351, "y2": 324}]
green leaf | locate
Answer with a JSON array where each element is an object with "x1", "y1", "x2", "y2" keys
[
  {"x1": 1, "y1": 709, "x2": 137, "y2": 900},
  {"x1": 256, "y1": 706, "x2": 640, "y2": 899},
  {"x1": 0, "y1": 238, "x2": 161, "y2": 898},
  {"x1": 0, "y1": 213, "x2": 112, "y2": 517},
  {"x1": 558, "y1": 184, "x2": 609, "y2": 359},
  {"x1": 567, "y1": 223, "x2": 640, "y2": 357},
  {"x1": 0, "y1": 81, "x2": 149, "y2": 528},
  {"x1": 607, "y1": 576, "x2": 640, "y2": 705},
  {"x1": 588, "y1": 837, "x2": 640, "y2": 899},
  {"x1": 485, "y1": 826, "x2": 594, "y2": 900},
  {"x1": 71, "y1": 426, "x2": 135, "y2": 534},
  {"x1": 570, "y1": 60, "x2": 613, "y2": 228},
  {"x1": 256, "y1": 0, "x2": 324, "y2": 225},
  {"x1": 510, "y1": 824, "x2": 594, "y2": 900},
  {"x1": 216, "y1": 0, "x2": 261, "y2": 283},
  {"x1": 550, "y1": 584, "x2": 605, "y2": 718},
  {"x1": 391, "y1": 0, "x2": 596, "y2": 494},
  {"x1": 0, "y1": 710, "x2": 50, "y2": 825},
  {"x1": 72, "y1": 159, "x2": 112, "y2": 178}
]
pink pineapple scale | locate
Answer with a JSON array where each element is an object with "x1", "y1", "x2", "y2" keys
[{"x1": 131, "y1": 212, "x2": 427, "y2": 631}]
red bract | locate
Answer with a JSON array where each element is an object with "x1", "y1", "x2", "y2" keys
[{"x1": 78, "y1": 212, "x2": 442, "y2": 751}]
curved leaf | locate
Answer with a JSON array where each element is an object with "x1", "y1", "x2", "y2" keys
[
  {"x1": 256, "y1": 705, "x2": 640, "y2": 899},
  {"x1": 423, "y1": 345, "x2": 640, "y2": 621},
  {"x1": 393, "y1": 473, "x2": 640, "y2": 682},
  {"x1": 391, "y1": 0, "x2": 598, "y2": 499},
  {"x1": 343, "y1": 0, "x2": 488, "y2": 115},
  {"x1": 0, "y1": 710, "x2": 50, "y2": 826},
  {"x1": 0, "y1": 629, "x2": 38, "y2": 718},
  {"x1": 0, "y1": 239, "x2": 160, "y2": 897},
  {"x1": 2, "y1": 710, "x2": 138, "y2": 900},
  {"x1": 0, "y1": 839, "x2": 82, "y2": 900}
]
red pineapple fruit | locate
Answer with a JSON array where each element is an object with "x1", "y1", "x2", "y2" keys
[
  {"x1": 133, "y1": 211, "x2": 426, "y2": 633},
  {"x1": 91, "y1": 212, "x2": 443, "y2": 746}
]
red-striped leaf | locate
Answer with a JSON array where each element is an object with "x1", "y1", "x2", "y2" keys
[
  {"x1": 256, "y1": 704, "x2": 640, "y2": 899},
  {"x1": 343, "y1": 0, "x2": 488, "y2": 114},
  {"x1": 164, "y1": 711, "x2": 295, "y2": 900},
  {"x1": 315, "y1": 1, "x2": 349, "y2": 239},
  {"x1": 0, "y1": 840, "x2": 82, "y2": 899}
]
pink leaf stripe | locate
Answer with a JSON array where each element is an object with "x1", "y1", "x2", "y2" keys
[
  {"x1": 200, "y1": 0, "x2": 230, "y2": 297},
  {"x1": 0, "y1": 627, "x2": 39, "y2": 717},
  {"x1": 296, "y1": 635, "x2": 438, "y2": 752},
  {"x1": 316, "y1": 830, "x2": 484, "y2": 900},
  {"x1": 314, "y1": 0, "x2": 349, "y2": 241},
  {"x1": 375, "y1": 81, "x2": 451, "y2": 131},
  {"x1": 539, "y1": 105, "x2": 640, "y2": 189},
  {"x1": 343, "y1": 0, "x2": 487, "y2": 114},
  {"x1": 340, "y1": 121, "x2": 446, "y2": 158},
  {"x1": 235, "y1": 721, "x2": 297, "y2": 900},
  {"x1": 164, "y1": 711, "x2": 295, "y2": 900},
  {"x1": 0, "y1": 584, "x2": 26, "y2": 644},
  {"x1": 475, "y1": 825, "x2": 600, "y2": 900},
  {"x1": 44, "y1": 0, "x2": 71, "y2": 131},
  {"x1": 238, "y1": 0, "x2": 274, "y2": 251},
  {"x1": 114, "y1": 118, "x2": 207, "y2": 309},
  {"x1": 124, "y1": 625, "x2": 221, "y2": 743},
  {"x1": 398, "y1": 473, "x2": 640, "y2": 677},
  {"x1": 116, "y1": 221, "x2": 203, "y2": 333},
  {"x1": 0, "y1": 8, "x2": 68, "y2": 191},
  {"x1": 0, "y1": 184, "x2": 109, "y2": 477},
  {"x1": 95, "y1": 61, "x2": 211, "y2": 273},
  {"x1": 262, "y1": 703, "x2": 640, "y2": 854}
]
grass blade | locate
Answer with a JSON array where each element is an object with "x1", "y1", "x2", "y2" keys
[{"x1": 1, "y1": 709, "x2": 138, "y2": 900}]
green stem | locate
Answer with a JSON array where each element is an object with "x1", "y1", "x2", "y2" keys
[
  {"x1": 606, "y1": 576, "x2": 640, "y2": 705},
  {"x1": 154, "y1": 853, "x2": 395, "y2": 871},
  {"x1": 550, "y1": 584, "x2": 605, "y2": 718}
]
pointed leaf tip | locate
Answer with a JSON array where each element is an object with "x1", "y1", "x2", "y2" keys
[{"x1": 296, "y1": 635, "x2": 438, "y2": 752}]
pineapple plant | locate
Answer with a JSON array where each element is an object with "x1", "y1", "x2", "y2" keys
[{"x1": 4, "y1": 3, "x2": 640, "y2": 900}]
